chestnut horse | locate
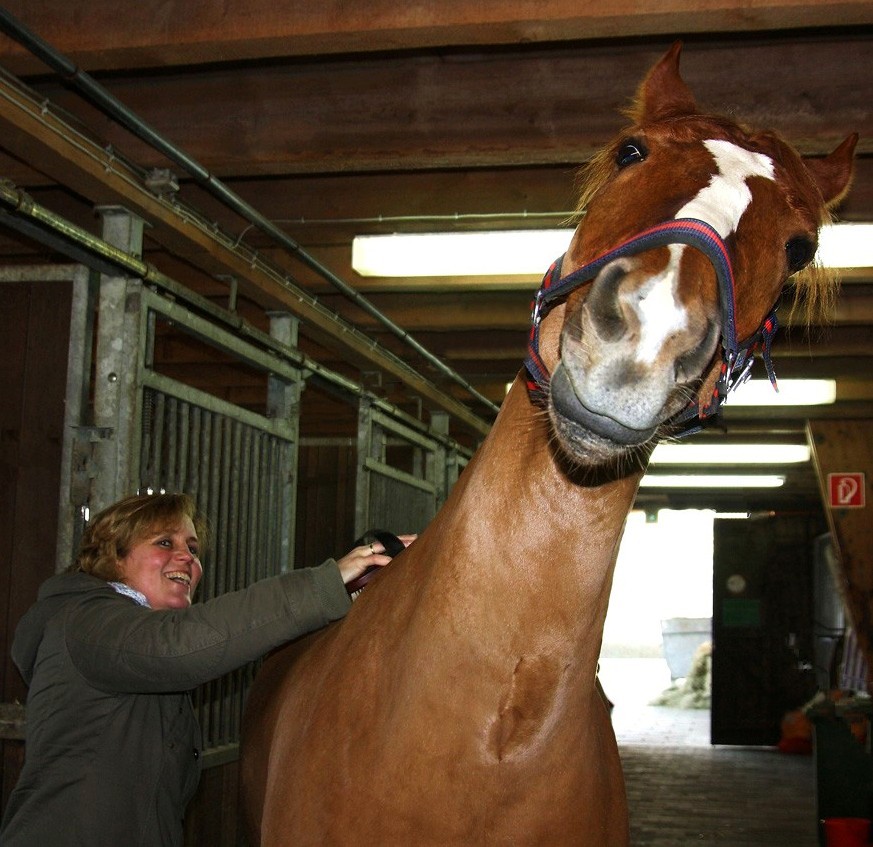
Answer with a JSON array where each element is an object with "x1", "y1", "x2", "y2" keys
[{"x1": 241, "y1": 44, "x2": 856, "y2": 845}]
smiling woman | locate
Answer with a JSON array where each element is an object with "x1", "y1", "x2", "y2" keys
[
  {"x1": 75, "y1": 493, "x2": 209, "y2": 610},
  {"x1": 115, "y1": 519, "x2": 204, "y2": 610},
  {"x1": 0, "y1": 492, "x2": 413, "y2": 847}
]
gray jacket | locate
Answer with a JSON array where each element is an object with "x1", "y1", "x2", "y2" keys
[{"x1": 1, "y1": 563, "x2": 351, "y2": 846}]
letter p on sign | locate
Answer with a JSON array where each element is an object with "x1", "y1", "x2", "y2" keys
[{"x1": 827, "y1": 473, "x2": 866, "y2": 508}]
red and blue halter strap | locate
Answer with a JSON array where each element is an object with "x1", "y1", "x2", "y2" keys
[{"x1": 523, "y1": 217, "x2": 779, "y2": 435}]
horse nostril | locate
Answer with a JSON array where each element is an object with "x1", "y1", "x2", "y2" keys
[
  {"x1": 675, "y1": 321, "x2": 721, "y2": 386},
  {"x1": 586, "y1": 262, "x2": 629, "y2": 342}
]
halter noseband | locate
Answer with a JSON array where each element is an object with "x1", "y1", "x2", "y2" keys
[{"x1": 523, "y1": 217, "x2": 779, "y2": 437}]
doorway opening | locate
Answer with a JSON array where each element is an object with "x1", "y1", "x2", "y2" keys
[{"x1": 598, "y1": 509, "x2": 714, "y2": 746}]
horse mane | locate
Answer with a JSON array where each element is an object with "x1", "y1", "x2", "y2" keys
[{"x1": 571, "y1": 117, "x2": 841, "y2": 329}]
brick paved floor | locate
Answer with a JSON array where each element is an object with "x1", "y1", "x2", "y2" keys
[{"x1": 615, "y1": 706, "x2": 818, "y2": 847}]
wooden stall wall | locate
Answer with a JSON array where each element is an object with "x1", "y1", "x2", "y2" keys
[
  {"x1": 808, "y1": 419, "x2": 873, "y2": 690},
  {"x1": 295, "y1": 440, "x2": 358, "y2": 569},
  {"x1": 0, "y1": 280, "x2": 72, "y2": 812}
]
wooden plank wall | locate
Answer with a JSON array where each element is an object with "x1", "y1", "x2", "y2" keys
[
  {"x1": 295, "y1": 441, "x2": 358, "y2": 568},
  {"x1": 0, "y1": 280, "x2": 72, "y2": 811},
  {"x1": 808, "y1": 419, "x2": 873, "y2": 690}
]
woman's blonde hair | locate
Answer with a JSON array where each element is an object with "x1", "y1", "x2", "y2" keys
[{"x1": 71, "y1": 493, "x2": 208, "y2": 581}]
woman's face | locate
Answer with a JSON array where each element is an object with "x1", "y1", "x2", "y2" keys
[{"x1": 117, "y1": 515, "x2": 203, "y2": 610}]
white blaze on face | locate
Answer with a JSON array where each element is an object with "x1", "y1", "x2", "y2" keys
[
  {"x1": 634, "y1": 139, "x2": 776, "y2": 363},
  {"x1": 678, "y1": 139, "x2": 776, "y2": 236}
]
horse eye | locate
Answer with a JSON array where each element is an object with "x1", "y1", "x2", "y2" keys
[
  {"x1": 785, "y1": 236, "x2": 816, "y2": 274},
  {"x1": 616, "y1": 141, "x2": 647, "y2": 168}
]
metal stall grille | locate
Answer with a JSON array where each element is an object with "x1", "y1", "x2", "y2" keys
[
  {"x1": 136, "y1": 290, "x2": 302, "y2": 763},
  {"x1": 140, "y1": 386, "x2": 297, "y2": 758},
  {"x1": 356, "y1": 401, "x2": 463, "y2": 537}
]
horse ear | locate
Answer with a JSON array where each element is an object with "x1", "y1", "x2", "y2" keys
[
  {"x1": 632, "y1": 41, "x2": 698, "y2": 124},
  {"x1": 805, "y1": 134, "x2": 859, "y2": 208}
]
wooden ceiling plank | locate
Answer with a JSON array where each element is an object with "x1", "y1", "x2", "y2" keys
[
  {"x1": 3, "y1": 1, "x2": 872, "y2": 74},
  {"x1": 13, "y1": 37, "x2": 871, "y2": 180},
  {"x1": 6, "y1": 0, "x2": 873, "y2": 73}
]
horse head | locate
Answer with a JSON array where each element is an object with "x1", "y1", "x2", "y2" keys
[{"x1": 526, "y1": 42, "x2": 857, "y2": 468}]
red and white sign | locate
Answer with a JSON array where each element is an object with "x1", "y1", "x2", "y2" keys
[{"x1": 827, "y1": 472, "x2": 866, "y2": 509}]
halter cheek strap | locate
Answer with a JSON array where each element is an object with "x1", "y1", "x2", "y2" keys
[{"x1": 523, "y1": 217, "x2": 780, "y2": 435}]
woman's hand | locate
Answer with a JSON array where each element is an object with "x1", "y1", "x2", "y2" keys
[{"x1": 336, "y1": 534, "x2": 417, "y2": 585}]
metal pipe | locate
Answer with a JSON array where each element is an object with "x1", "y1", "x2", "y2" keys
[{"x1": 0, "y1": 7, "x2": 499, "y2": 416}]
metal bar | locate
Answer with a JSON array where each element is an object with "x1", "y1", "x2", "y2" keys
[
  {"x1": 142, "y1": 288, "x2": 304, "y2": 386},
  {"x1": 204, "y1": 411, "x2": 221, "y2": 601},
  {"x1": 166, "y1": 396, "x2": 179, "y2": 493},
  {"x1": 372, "y1": 409, "x2": 440, "y2": 452},
  {"x1": 0, "y1": 178, "x2": 491, "y2": 435},
  {"x1": 216, "y1": 417, "x2": 233, "y2": 744},
  {"x1": 55, "y1": 265, "x2": 94, "y2": 572},
  {"x1": 151, "y1": 391, "x2": 166, "y2": 490},
  {"x1": 200, "y1": 744, "x2": 239, "y2": 769},
  {"x1": 0, "y1": 263, "x2": 81, "y2": 282},
  {"x1": 177, "y1": 401, "x2": 190, "y2": 494},
  {"x1": 140, "y1": 370, "x2": 294, "y2": 440},
  {"x1": 362, "y1": 456, "x2": 437, "y2": 494},
  {"x1": 200, "y1": 410, "x2": 219, "y2": 747}
]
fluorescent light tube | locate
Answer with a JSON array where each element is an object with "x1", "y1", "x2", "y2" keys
[
  {"x1": 650, "y1": 443, "x2": 810, "y2": 464},
  {"x1": 351, "y1": 223, "x2": 872, "y2": 277},
  {"x1": 728, "y1": 379, "x2": 836, "y2": 406},
  {"x1": 640, "y1": 474, "x2": 785, "y2": 488},
  {"x1": 817, "y1": 224, "x2": 873, "y2": 268},
  {"x1": 352, "y1": 230, "x2": 573, "y2": 277}
]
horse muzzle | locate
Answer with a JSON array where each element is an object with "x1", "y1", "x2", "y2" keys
[{"x1": 550, "y1": 364, "x2": 659, "y2": 448}]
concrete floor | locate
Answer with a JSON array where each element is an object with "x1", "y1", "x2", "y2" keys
[{"x1": 615, "y1": 705, "x2": 819, "y2": 847}]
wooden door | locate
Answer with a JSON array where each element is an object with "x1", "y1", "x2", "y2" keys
[{"x1": 711, "y1": 514, "x2": 823, "y2": 745}]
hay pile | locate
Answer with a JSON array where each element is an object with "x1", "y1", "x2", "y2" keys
[{"x1": 652, "y1": 641, "x2": 711, "y2": 709}]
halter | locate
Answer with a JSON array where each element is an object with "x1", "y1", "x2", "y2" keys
[{"x1": 524, "y1": 217, "x2": 779, "y2": 436}]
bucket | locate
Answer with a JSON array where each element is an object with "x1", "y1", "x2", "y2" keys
[{"x1": 822, "y1": 817, "x2": 870, "y2": 847}]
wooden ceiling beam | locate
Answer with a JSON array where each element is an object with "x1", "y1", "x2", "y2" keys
[
  {"x1": 2, "y1": 1, "x2": 871, "y2": 75},
  {"x1": 7, "y1": 156, "x2": 873, "y2": 225},
  {"x1": 315, "y1": 290, "x2": 873, "y2": 331},
  {"x1": 9, "y1": 35, "x2": 870, "y2": 182}
]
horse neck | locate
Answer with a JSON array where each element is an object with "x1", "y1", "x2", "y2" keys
[{"x1": 419, "y1": 380, "x2": 641, "y2": 665}]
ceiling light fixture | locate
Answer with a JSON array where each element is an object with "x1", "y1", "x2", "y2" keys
[
  {"x1": 504, "y1": 378, "x2": 836, "y2": 404},
  {"x1": 351, "y1": 223, "x2": 873, "y2": 277},
  {"x1": 817, "y1": 223, "x2": 873, "y2": 268},
  {"x1": 352, "y1": 229, "x2": 573, "y2": 277},
  {"x1": 640, "y1": 474, "x2": 785, "y2": 488},
  {"x1": 727, "y1": 379, "x2": 836, "y2": 406},
  {"x1": 649, "y1": 443, "x2": 810, "y2": 464}
]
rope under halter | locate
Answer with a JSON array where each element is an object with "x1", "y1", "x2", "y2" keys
[{"x1": 523, "y1": 217, "x2": 779, "y2": 437}]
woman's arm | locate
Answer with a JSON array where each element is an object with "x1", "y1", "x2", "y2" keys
[{"x1": 65, "y1": 558, "x2": 350, "y2": 693}]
